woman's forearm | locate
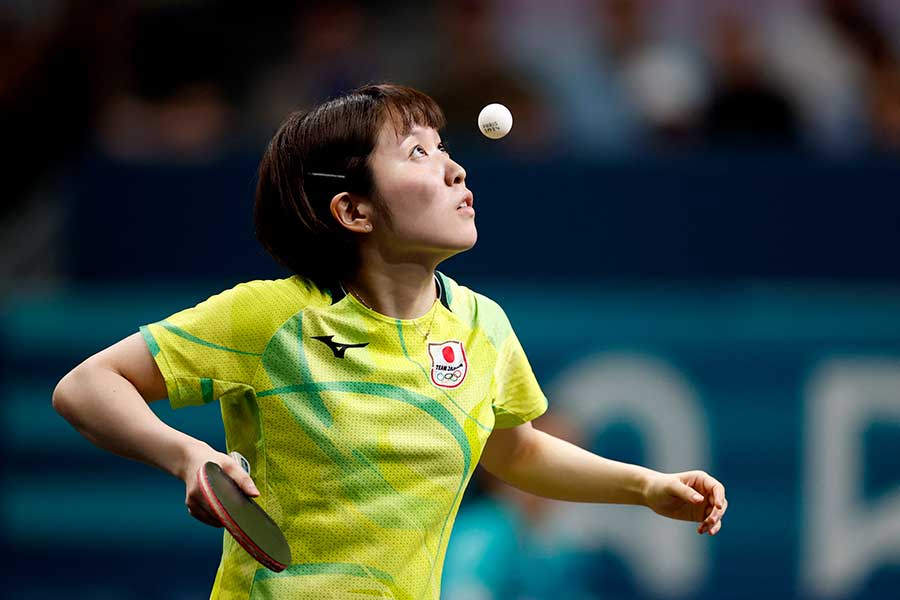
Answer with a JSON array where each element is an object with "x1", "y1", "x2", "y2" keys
[
  {"x1": 494, "y1": 428, "x2": 655, "y2": 505},
  {"x1": 53, "y1": 365, "x2": 205, "y2": 480}
]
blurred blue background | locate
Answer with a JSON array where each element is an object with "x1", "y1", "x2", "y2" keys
[{"x1": 3, "y1": 1, "x2": 900, "y2": 598}]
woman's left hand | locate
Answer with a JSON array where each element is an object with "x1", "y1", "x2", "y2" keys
[{"x1": 643, "y1": 470, "x2": 728, "y2": 535}]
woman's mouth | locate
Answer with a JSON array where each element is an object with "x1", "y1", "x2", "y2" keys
[{"x1": 456, "y1": 193, "x2": 474, "y2": 214}]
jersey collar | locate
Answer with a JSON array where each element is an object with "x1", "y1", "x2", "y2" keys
[{"x1": 329, "y1": 272, "x2": 452, "y2": 312}]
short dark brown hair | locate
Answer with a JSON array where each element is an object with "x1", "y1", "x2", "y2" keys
[{"x1": 253, "y1": 83, "x2": 446, "y2": 289}]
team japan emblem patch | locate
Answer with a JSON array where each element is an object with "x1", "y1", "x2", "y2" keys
[{"x1": 428, "y1": 340, "x2": 467, "y2": 388}]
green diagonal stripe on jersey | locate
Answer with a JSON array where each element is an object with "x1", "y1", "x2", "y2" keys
[
  {"x1": 140, "y1": 326, "x2": 162, "y2": 357},
  {"x1": 159, "y1": 321, "x2": 262, "y2": 356},
  {"x1": 260, "y1": 380, "x2": 472, "y2": 474},
  {"x1": 260, "y1": 313, "x2": 333, "y2": 427},
  {"x1": 264, "y1": 380, "x2": 443, "y2": 529}
]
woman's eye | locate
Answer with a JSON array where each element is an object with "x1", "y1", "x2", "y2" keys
[
  {"x1": 412, "y1": 145, "x2": 427, "y2": 157},
  {"x1": 438, "y1": 143, "x2": 450, "y2": 154}
]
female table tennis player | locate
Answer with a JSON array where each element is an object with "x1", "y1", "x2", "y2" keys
[{"x1": 53, "y1": 83, "x2": 727, "y2": 599}]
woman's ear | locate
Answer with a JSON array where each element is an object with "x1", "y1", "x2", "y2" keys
[{"x1": 330, "y1": 192, "x2": 373, "y2": 233}]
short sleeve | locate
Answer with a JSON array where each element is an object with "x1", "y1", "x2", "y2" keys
[
  {"x1": 139, "y1": 281, "x2": 285, "y2": 409},
  {"x1": 461, "y1": 289, "x2": 548, "y2": 429},
  {"x1": 491, "y1": 329, "x2": 548, "y2": 429}
]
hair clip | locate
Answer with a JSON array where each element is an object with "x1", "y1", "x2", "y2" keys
[{"x1": 308, "y1": 172, "x2": 347, "y2": 179}]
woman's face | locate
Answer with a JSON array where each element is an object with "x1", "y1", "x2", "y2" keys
[{"x1": 365, "y1": 120, "x2": 476, "y2": 261}]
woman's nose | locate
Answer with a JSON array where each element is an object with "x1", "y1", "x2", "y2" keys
[{"x1": 446, "y1": 157, "x2": 466, "y2": 186}]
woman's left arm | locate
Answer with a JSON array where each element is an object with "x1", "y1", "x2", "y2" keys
[{"x1": 479, "y1": 421, "x2": 728, "y2": 536}]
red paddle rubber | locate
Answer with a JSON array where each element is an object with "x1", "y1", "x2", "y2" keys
[{"x1": 196, "y1": 464, "x2": 289, "y2": 572}]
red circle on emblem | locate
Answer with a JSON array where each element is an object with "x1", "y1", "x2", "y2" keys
[{"x1": 442, "y1": 346, "x2": 455, "y2": 362}]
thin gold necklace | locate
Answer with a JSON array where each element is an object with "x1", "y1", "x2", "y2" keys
[
  {"x1": 411, "y1": 304, "x2": 438, "y2": 340},
  {"x1": 341, "y1": 278, "x2": 438, "y2": 340}
]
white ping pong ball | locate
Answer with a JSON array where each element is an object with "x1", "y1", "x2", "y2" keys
[{"x1": 478, "y1": 103, "x2": 513, "y2": 139}]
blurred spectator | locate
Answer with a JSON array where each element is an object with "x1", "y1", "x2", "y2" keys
[
  {"x1": 702, "y1": 14, "x2": 800, "y2": 145},
  {"x1": 762, "y1": 0, "x2": 900, "y2": 153},
  {"x1": 596, "y1": 0, "x2": 650, "y2": 68},
  {"x1": 824, "y1": 0, "x2": 894, "y2": 68},
  {"x1": 248, "y1": 2, "x2": 376, "y2": 137},
  {"x1": 603, "y1": 0, "x2": 709, "y2": 147},
  {"x1": 94, "y1": 2, "x2": 252, "y2": 162},
  {"x1": 867, "y1": 59, "x2": 900, "y2": 151},
  {"x1": 428, "y1": 0, "x2": 554, "y2": 155},
  {"x1": 761, "y1": 2, "x2": 867, "y2": 152},
  {"x1": 821, "y1": 0, "x2": 900, "y2": 152},
  {"x1": 496, "y1": 0, "x2": 646, "y2": 153}
]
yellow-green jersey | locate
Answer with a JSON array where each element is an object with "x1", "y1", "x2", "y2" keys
[{"x1": 140, "y1": 272, "x2": 547, "y2": 599}]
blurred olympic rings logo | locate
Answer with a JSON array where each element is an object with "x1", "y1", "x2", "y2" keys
[{"x1": 435, "y1": 370, "x2": 463, "y2": 382}]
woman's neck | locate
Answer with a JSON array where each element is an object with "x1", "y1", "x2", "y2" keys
[{"x1": 342, "y1": 261, "x2": 437, "y2": 320}]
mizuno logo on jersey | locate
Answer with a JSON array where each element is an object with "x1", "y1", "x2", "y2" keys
[{"x1": 312, "y1": 335, "x2": 369, "y2": 358}]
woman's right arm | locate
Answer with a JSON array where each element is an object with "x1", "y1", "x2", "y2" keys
[{"x1": 52, "y1": 332, "x2": 259, "y2": 526}]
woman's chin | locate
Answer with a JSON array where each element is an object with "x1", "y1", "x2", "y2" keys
[
  {"x1": 432, "y1": 232, "x2": 478, "y2": 261},
  {"x1": 454, "y1": 228, "x2": 478, "y2": 252}
]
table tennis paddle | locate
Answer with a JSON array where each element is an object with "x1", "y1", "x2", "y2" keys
[{"x1": 197, "y1": 457, "x2": 292, "y2": 572}]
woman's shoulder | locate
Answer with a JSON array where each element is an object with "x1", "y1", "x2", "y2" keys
[
  {"x1": 229, "y1": 275, "x2": 331, "y2": 304},
  {"x1": 439, "y1": 273, "x2": 512, "y2": 345},
  {"x1": 200, "y1": 275, "x2": 332, "y2": 321}
]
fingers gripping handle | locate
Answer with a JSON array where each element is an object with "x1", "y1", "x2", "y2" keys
[{"x1": 230, "y1": 451, "x2": 251, "y2": 475}]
